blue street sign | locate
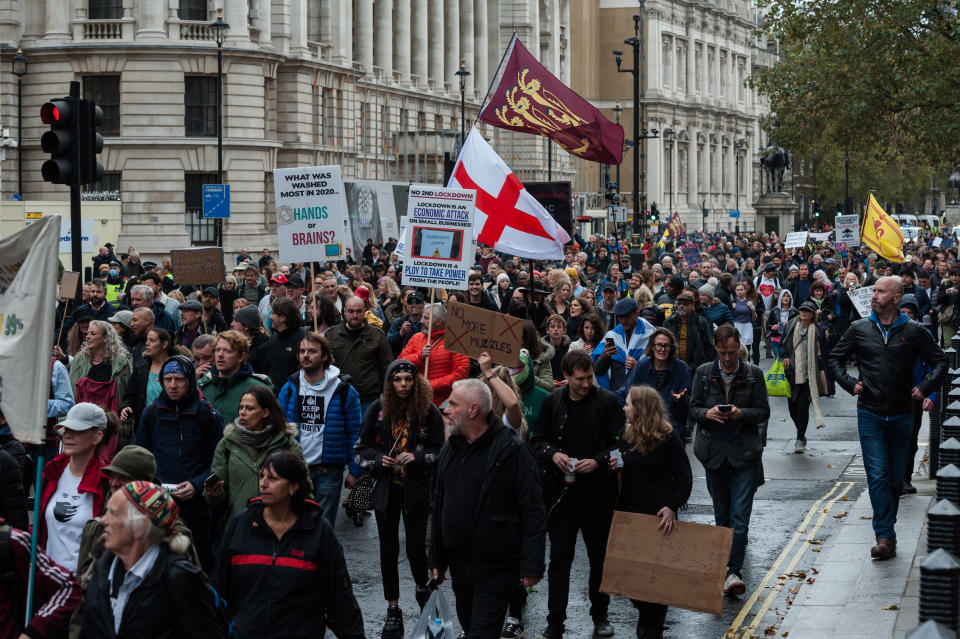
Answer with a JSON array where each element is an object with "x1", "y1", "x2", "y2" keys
[
  {"x1": 203, "y1": 184, "x2": 230, "y2": 218},
  {"x1": 729, "y1": 209, "x2": 740, "y2": 218}
]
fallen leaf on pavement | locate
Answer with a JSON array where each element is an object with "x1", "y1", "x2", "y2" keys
[
  {"x1": 883, "y1": 604, "x2": 900, "y2": 610},
  {"x1": 765, "y1": 625, "x2": 778, "y2": 635},
  {"x1": 840, "y1": 496, "x2": 850, "y2": 501},
  {"x1": 811, "y1": 547, "x2": 822, "y2": 552},
  {"x1": 806, "y1": 577, "x2": 816, "y2": 584},
  {"x1": 811, "y1": 567, "x2": 820, "y2": 574},
  {"x1": 833, "y1": 511, "x2": 849, "y2": 519},
  {"x1": 789, "y1": 585, "x2": 801, "y2": 595},
  {"x1": 827, "y1": 464, "x2": 834, "y2": 468},
  {"x1": 860, "y1": 516, "x2": 871, "y2": 520},
  {"x1": 808, "y1": 539, "x2": 824, "y2": 544},
  {"x1": 782, "y1": 633, "x2": 789, "y2": 638}
]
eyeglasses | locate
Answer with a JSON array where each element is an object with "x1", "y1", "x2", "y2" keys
[{"x1": 652, "y1": 343, "x2": 671, "y2": 350}]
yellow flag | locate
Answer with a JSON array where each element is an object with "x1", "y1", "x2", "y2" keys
[{"x1": 860, "y1": 194, "x2": 904, "y2": 263}]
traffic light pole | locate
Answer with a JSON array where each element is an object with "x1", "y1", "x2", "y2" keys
[{"x1": 69, "y1": 81, "x2": 82, "y2": 274}]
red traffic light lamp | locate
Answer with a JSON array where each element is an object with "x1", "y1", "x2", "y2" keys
[{"x1": 40, "y1": 98, "x2": 78, "y2": 184}]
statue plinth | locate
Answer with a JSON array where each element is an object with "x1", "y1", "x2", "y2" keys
[{"x1": 753, "y1": 192, "x2": 799, "y2": 237}]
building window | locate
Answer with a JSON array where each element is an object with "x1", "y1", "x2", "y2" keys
[
  {"x1": 707, "y1": 47, "x2": 715, "y2": 96},
  {"x1": 184, "y1": 173, "x2": 219, "y2": 245},
  {"x1": 179, "y1": 0, "x2": 207, "y2": 20},
  {"x1": 83, "y1": 75, "x2": 121, "y2": 136},
  {"x1": 678, "y1": 146, "x2": 688, "y2": 194},
  {"x1": 676, "y1": 41, "x2": 687, "y2": 94},
  {"x1": 185, "y1": 76, "x2": 217, "y2": 137},
  {"x1": 89, "y1": 0, "x2": 122, "y2": 19},
  {"x1": 81, "y1": 172, "x2": 121, "y2": 200},
  {"x1": 695, "y1": 43, "x2": 703, "y2": 95}
]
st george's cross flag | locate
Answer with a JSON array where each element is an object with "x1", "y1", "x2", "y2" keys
[{"x1": 447, "y1": 127, "x2": 570, "y2": 260}]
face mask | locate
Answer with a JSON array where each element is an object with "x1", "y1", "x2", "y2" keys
[{"x1": 109, "y1": 269, "x2": 119, "y2": 278}]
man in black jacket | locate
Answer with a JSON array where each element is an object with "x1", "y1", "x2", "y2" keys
[
  {"x1": 430, "y1": 378, "x2": 546, "y2": 639},
  {"x1": 690, "y1": 325, "x2": 770, "y2": 597},
  {"x1": 664, "y1": 290, "x2": 716, "y2": 372},
  {"x1": 827, "y1": 275, "x2": 947, "y2": 560},
  {"x1": 530, "y1": 350, "x2": 623, "y2": 639}
]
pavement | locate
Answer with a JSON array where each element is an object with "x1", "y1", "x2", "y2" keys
[{"x1": 325, "y1": 356, "x2": 934, "y2": 638}]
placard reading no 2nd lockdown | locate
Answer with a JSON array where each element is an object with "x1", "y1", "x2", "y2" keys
[{"x1": 401, "y1": 185, "x2": 476, "y2": 290}]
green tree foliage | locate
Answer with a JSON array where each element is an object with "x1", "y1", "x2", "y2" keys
[{"x1": 752, "y1": 0, "x2": 958, "y2": 207}]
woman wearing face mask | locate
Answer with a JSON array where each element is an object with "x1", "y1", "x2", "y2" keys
[{"x1": 355, "y1": 360, "x2": 444, "y2": 639}]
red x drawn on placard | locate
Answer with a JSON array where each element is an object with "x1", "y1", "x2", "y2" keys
[{"x1": 498, "y1": 316, "x2": 522, "y2": 342}]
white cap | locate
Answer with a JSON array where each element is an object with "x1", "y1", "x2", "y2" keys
[{"x1": 58, "y1": 403, "x2": 107, "y2": 433}]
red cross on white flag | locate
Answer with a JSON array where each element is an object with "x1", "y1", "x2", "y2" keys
[{"x1": 447, "y1": 127, "x2": 570, "y2": 260}]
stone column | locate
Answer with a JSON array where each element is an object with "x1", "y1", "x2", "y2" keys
[
  {"x1": 44, "y1": 0, "x2": 70, "y2": 39},
  {"x1": 412, "y1": 0, "x2": 429, "y2": 85},
  {"x1": 356, "y1": 0, "x2": 374, "y2": 71},
  {"x1": 136, "y1": 0, "x2": 167, "y2": 40},
  {"x1": 375, "y1": 0, "x2": 394, "y2": 76},
  {"x1": 257, "y1": 0, "x2": 273, "y2": 48},
  {"x1": 687, "y1": 130, "x2": 698, "y2": 206},
  {"x1": 460, "y1": 0, "x2": 475, "y2": 95},
  {"x1": 474, "y1": 0, "x2": 488, "y2": 97},
  {"x1": 224, "y1": 0, "x2": 249, "y2": 45},
  {"x1": 687, "y1": 37, "x2": 696, "y2": 96},
  {"x1": 289, "y1": 0, "x2": 310, "y2": 58},
  {"x1": 395, "y1": 0, "x2": 412, "y2": 82},
  {"x1": 428, "y1": 0, "x2": 444, "y2": 86},
  {"x1": 445, "y1": 0, "x2": 460, "y2": 93}
]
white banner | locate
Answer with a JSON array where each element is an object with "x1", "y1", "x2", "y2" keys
[
  {"x1": 59, "y1": 218, "x2": 97, "y2": 254},
  {"x1": 0, "y1": 216, "x2": 60, "y2": 444},
  {"x1": 273, "y1": 165, "x2": 351, "y2": 263},
  {"x1": 849, "y1": 285, "x2": 874, "y2": 318},
  {"x1": 835, "y1": 214, "x2": 860, "y2": 249},
  {"x1": 394, "y1": 216, "x2": 409, "y2": 258},
  {"x1": 401, "y1": 185, "x2": 476, "y2": 290},
  {"x1": 343, "y1": 180, "x2": 407, "y2": 259},
  {"x1": 784, "y1": 231, "x2": 809, "y2": 249}
]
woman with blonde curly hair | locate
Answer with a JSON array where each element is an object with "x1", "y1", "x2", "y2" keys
[
  {"x1": 68, "y1": 320, "x2": 132, "y2": 459},
  {"x1": 355, "y1": 360, "x2": 444, "y2": 636},
  {"x1": 611, "y1": 385, "x2": 692, "y2": 639}
]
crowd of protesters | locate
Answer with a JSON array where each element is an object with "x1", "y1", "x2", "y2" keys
[{"x1": 0, "y1": 224, "x2": 951, "y2": 639}]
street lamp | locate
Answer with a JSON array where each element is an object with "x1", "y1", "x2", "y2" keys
[
  {"x1": 844, "y1": 149, "x2": 851, "y2": 215},
  {"x1": 210, "y1": 7, "x2": 229, "y2": 246},
  {"x1": 663, "y1": 129, "x2": 675, "y2": 221},
  {"x1": 455, "y1": 60, "x2": 471, "y2": 151},
  {"x1": 12, "y1": 45, "x2": 27, "y2": 200},
  {"x1": 734, "y1": 139, "x2": 745, "y2": 234},
  {"x1": 614, "y1": 5, "x2": 658, "y2": 244}
]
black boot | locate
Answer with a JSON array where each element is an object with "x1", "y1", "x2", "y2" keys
[
  {"x1": 415, "y1": 585, "x2": 430, "y2": 610},
  {"x1": 381, "y1": 605, "x2": 403, "y2": 639}
]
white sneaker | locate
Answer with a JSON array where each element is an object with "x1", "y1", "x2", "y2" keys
[
  {"x1": 723, "y1": 573, "x2": 746, "y2": 596},
  {"x1": 794, "y1": 439, "x2": 806, "y2": 454}
]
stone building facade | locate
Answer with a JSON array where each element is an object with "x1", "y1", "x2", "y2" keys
[
  {"x1": 0, "y1": 0, "x2": 569, "y2": 255},
  {"x1": 570, "y1": 0, "x2": 784, "y2": 236}
]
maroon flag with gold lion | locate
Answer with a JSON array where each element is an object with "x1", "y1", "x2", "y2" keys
[{"x1": 479, "y1": 36, "x2": 624, "y2": 165}]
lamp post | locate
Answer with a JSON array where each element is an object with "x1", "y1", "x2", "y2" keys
[
  {"x1": 663, "y1": 129, "x2": 675, "y2": 220},
  {"x1": 12, "y1": 45, "x2": 27, "y2": 200},
  {"x1": 210, "y1": 8, "x2": 229, "y2": 245},
  {"x1": 844, "y1": 148, "x2": 851, "y2": 215},
  {"x1": 455, "y1": 60, "x2": 471, "y2": 152},
  {"x1": 614, "y1": 5, "x2": 658, "y2": 244},
  {"x1": 734, "y1": 139, "x2": 745, "y2": 235}
]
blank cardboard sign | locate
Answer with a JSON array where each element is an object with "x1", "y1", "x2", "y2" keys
[
  {"x1": 600, "y1": 511, "x2": 732, "y2": 614},
  {"x1": 170, "y1": 247, "x2": 225, "y2": 285}
]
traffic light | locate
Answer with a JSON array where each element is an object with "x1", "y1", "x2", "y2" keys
[
  {"x1": 78, "y1": 101, "x2": 104, "y2": 185},
  {"x1": 40, "y1": 97, "x2": 79, "y2": 184},
  {"x1": 812, "y1": 199, "x2": 820, "y2": 218},
  {"x1": 650, "y1": 203, "x2": 659, "y2": 222},
  {"x1": 40, "y1": 97, "x2": 103, "y2": 186}
]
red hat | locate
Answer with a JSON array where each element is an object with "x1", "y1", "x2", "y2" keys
[
  {"x1": 270, "y1": 273, "x2": 288, "y2": 284},
  {"x1": 353, "y1": 286, "x2": 370, "y2": 301}
]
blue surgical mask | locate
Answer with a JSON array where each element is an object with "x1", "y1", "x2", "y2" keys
[{"x1": 109, "y1": 269, "x2": 119, "y2": 278}]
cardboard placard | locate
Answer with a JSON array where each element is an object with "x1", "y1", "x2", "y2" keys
[
  {"x1": 848, "y1": 285, "x2": 874, "y2": 318},
  {"x1": 170, "y1": 247, "x2": 225, "y2": 285},
  {"x1": 835, "y1": 214, "x2": 860, "y2": 248},
  {"x1": 60, "y1": 271, "x2": 81, "y2": 300},
  {"x1": 784, "y1": 231, "x2": 809, "y2": 249},
  {"x1": 401, "y1": 185, "x2": 476, "y2": 291},
  {"x1": 600, "y1": 511, "x2": 732, "y2": 614},
  {"x1": 444, "y1": 301, "x2": 522, "y2": 367}
]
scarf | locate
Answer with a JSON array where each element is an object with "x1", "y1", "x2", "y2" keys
[
  {"x1": 792, "y1": 321, "x2": 826, "y2": 429},
  {"x1": 234, "y1": 421, "x2": 277, "y2": 459}
]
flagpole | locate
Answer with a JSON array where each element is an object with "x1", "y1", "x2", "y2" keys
[{"x1": 473, "y1": 32, "x2": 517, "y2": 127}]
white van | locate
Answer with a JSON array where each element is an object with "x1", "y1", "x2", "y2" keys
[
  {"x1": 898, "y1": 214, "x2": 919, "y2": 227},
  {"x1": 918, "y1": 215, "x2": 941, "y2": 231},
  {"x1": 901, "y1": 227, "x2": 921, "y2": 241}
]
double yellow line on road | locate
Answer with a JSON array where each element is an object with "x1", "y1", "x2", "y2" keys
[{"x1": 726, "y1": 480, "x2": 856, "y2": 637}]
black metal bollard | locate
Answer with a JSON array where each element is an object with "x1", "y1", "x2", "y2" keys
[
  {"x1": 906, "y1": 619, "x2": 958, "y2": 638},
  {"x1": 920, "y1": 548, "x2": 960, "y2": 631},
  {"x1": 939, "y1": 464, "x2": 960, "y2": 508},
  {"x1": 927, "y1": 499, "x2": 960, "y2": 555},
  {"x1": 942, "y1": 438, "x2": 960, "y2": 471}
]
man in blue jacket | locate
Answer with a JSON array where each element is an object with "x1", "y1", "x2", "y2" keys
[
  {"x1": 137, "y1": 355, "x2": 223, "y2": 570},
  {"x1": 277, "y1": 332, "x2": 364, "y2": 526}
]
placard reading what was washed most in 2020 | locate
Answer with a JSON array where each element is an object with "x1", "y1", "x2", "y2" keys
[
  {"x1": 401, "y1": 184, "x2": 476, "y2": 291},
  {"x1": 273, "y1": 165, "x2": 351, "y2": 263}
]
